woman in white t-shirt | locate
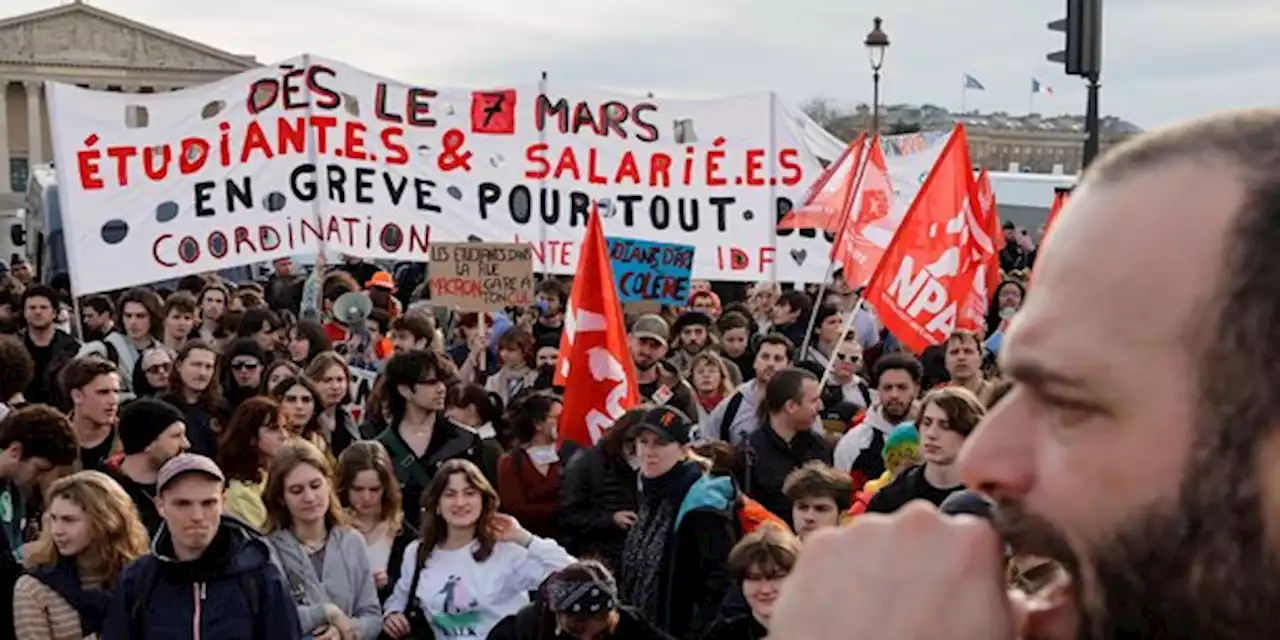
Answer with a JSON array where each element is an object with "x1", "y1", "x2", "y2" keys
[{"x1": 382, "y1": 459, "x2": 574, "y2": 640}]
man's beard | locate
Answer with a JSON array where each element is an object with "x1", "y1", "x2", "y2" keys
[
  {"x1": 883, "y1": 402, "x2": 909, "y2": 423},
  {"x1": 995, "y1": 444, "x2": 1280, "y2": 639}
]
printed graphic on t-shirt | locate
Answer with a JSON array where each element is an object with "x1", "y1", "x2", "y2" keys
[{"x1": 430, "y1": 574, "x2": 481, "y2": 637}]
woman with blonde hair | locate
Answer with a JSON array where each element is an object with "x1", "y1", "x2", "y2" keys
[
  {"x1": 688, "y1": 351, "x2": 736, "y2": 421},
  {"x1": 336, "y1": 441, "x2": 405, "y2": 599},
  {"x1": 13, "y1": 470, "x2": 149, "y2": 640},
  {"x1": 263, "y1": 441, "x2": 383, "y2": 640},
  {"x1": 382, "y1": 459, "x2": 574, "y2": 640},
  {"x1": 305, "y1": 351, "x2": 369, "y2": 457}
]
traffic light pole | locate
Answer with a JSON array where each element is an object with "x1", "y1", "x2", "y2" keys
[{"x1": 1083, "y1": 72, "x2": 1100, "y2": 170}]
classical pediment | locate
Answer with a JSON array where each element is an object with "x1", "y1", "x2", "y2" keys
[{"x1": 0, "y1": 3, "x2": 256, "y2": 72}]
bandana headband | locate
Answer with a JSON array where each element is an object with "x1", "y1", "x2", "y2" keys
[{"x1": 548, "y1": 576, "x2": 617, "y2": 616}]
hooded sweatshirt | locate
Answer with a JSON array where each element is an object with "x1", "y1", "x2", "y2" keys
[
  {"x1": 101, "y1": 516, "x2": 301, "y2": 640},
  {"x1": 833, "y1": 405, "x2": 908, "y2": 489}
]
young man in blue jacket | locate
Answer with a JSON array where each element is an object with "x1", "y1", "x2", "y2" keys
[{"x1": 102, "y1": 454, "x2": 301, "y2": 639}]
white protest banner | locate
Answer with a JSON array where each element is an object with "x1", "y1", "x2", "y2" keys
[{"x1": 46, "y1": 56, "x2": 837, "y2": 294}]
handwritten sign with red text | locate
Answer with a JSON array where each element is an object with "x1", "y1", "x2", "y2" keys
[{"x1": 428, "y1": 242, "x2": 533, "y2": 312}]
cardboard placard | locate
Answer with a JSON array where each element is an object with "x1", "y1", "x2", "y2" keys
[{"x1": 429, "y1": 242, "x2": 534, "y2": 312}]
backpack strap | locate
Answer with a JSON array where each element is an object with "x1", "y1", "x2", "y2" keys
[
  {"x1": 718, "y1": 391, "x2": 746, "y2": 443},
  {"x1": 856, "y1": 380, "x2": 873, "y2": 409},
  {"x1": 379, "y1": 432, "x2": 433, "y2": 490}
]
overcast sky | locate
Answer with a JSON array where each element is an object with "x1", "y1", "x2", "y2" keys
[{"x1": 8, "y1": 0, "x2": 1278, "y2": 130}]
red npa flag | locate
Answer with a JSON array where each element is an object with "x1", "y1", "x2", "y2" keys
[
  {"x1": 864, "y1": 124, "x2": 986, "y2": 354},
  {"x1": 553, "y1": 207, "x2": 641, "y2": 447}
]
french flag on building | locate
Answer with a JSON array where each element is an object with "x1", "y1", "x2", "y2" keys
[{"x1": 1032, "y1": 78, "x2": 1054, "y2": 95}]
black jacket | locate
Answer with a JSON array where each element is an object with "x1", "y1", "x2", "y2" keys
[
  {"x1": 23, "y1": 329, "x2": 79, "y2": 409},
  {"x1": 734, "y1": 420, "x2": 833, "y2": 521},
  {"x1": 702, "y1": 613, "x2": 768, "y2": 640},
  {"x1": 375, "y1": 416, "x2": 482, "y2": 519},
  {"x1": 556, "y1": 445, "x2": 638, "y2": 572},
  {"x1": 488, "y1": 603, "x2": 675, "y2": 640}
]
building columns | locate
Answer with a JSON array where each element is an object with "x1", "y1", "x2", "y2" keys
[
  {"x1": 23, "y1": 80, "x2": 42, "y2": 168},
  {"x1": 0, "y1": 80, "x2": 10, "y2": 193}
]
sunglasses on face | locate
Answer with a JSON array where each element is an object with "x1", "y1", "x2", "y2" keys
[
  {"x1": 231, "y1": 361, "x2": 261, "y2": 371},
  {"x1": 145, "y1": 363, "x2": 172, "y2": 374},
  {"x1": 835, "y1": 352, "x2": 862, "y2": 363}
]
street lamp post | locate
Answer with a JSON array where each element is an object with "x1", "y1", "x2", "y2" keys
[{"x1": 865, "y1": 17, "x2": 890, "y2": 134}]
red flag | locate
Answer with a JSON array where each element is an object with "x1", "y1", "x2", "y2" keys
[
  {"x1": 864, "y1": 124, "x2": 985, "y2": 354},
  {"x1": 956, "y1": 169, "x2": 1002, "y2": 332},
  {"x1": 834, "y1": 136, "x2": 894, "y2": 287},
  {"x1": 777, "y1": 134, "x2": 867, "y2": 232},
  {"x1": 553, "y1": 208, "x2": 641, "y2": 447}
]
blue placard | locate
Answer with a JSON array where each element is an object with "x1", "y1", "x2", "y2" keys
[{"x1": 606, "y1": 236, "x2": 696, "y2": 307}]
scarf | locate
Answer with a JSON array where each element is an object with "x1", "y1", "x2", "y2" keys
[
  {"x1": 696, "y1": 392, "x2": 724, "y2": 414},
  {"x1": 618, "y1": 461, "x2": 702, "y2": 625},
  {"x1": 30, "y1": 558, "x2": 112, "y2": 634}
]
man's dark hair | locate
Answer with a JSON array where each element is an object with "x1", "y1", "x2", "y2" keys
[
  {"x1": 756, "y1": 333, "x2": 796, "y2": 362},
  {"x1": 535, "y1": 278, "x2": 567, "y2": 305},
  {"x1": 758, "y1": 367, "x2": 818, "y2": 419},
  {"x1": 163, "y1": 290, "x2": 198, "y2": 316},
  {"x1": 117, "y1": 287, "x2": 164, "y2": 337},
  {"x1": 390, "y1": 312, "x2": 435, "y2": 346},
  {"x1": 778, "y1": 289, "x2": 813, "y2": 320},
  {"x1": 382, "y1": 350, "x2": 454, "y2": 420},
  {"x1": 21, "y1": 284, "x2": 57, "y2": 309},
  {"x1": 236, "y1": 307, "x2": 279, "y2": 338},
  {"x1": 783, "y1": 460, "x2": 854, "y2": 512},
  {"x1": 59, "y1": 356, "x2": 118, "y2": 398},
  {"x1": 368, "y1": 308, "x2": 391, "y2": 335},
  {"x1": 0, "y1": 404, "x2": 78, "y2": 466},
  {"x1": 197, "y1": 282, "x2": 229, "y2": 305},
  {"x1": 872, "y1": 353, "x2": 923, "y2": 386},
  {"x1": 0, "y1": 336, "x2": 33, "y2": 400},
  {"x1": 82, "y1": 295, "x2": 114, "y2": 317},
  {"x1": 945, "y1": 329, "x2": 981, "y2": 350}
]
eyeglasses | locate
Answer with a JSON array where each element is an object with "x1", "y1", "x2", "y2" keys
[
  {"x1": 418, "y1": 377, "x2": 453, "y2": 387},
  {"x1": 145, "y1": 363, "x2": 171, "y2": 374}
]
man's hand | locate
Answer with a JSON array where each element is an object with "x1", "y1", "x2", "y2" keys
[{"x1": 770, "y1": 502, "x2": 1018, "y2": 640}]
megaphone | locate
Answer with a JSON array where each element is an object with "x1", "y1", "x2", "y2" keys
[{"x1": 332, "y1": 291, "x2": 373, "y2": 326}]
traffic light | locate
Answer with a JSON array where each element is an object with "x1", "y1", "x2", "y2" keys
[{"x1": 1047, "y1": 0, "x2": 1101, "y2": 77}]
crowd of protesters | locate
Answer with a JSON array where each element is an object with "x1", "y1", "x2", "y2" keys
[{"x1": 0, "y1": 212, "x2": 1046, "y2": 640}]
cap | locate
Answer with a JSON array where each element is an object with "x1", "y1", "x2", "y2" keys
[
  {"x1": 625, "y1": 405, "x2": 694, "y2": 445},
  {"x1": 365, "y1": 271, "x2": 396, "y2": 291},
  {"x1": 156, "y1": 453, "x2": 225, "y2": 493},
  {"x1": 119, "y1": 398, "x2": 186, "y2": 455},
  {"x1": 631, "y1": 314, "x2": 669, "y2": 347}
]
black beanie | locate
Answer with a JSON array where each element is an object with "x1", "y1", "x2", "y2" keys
[{"x1": 119, "y1": 398, "x2": 186, "y2": 455}]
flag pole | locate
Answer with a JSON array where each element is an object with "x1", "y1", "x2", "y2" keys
[
  {"x1": 960, "y1": 79, "x2": 967, "y2": 114},
  {"x1": 819, "y1": 294, "x2": 868, "y2": 388}
]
